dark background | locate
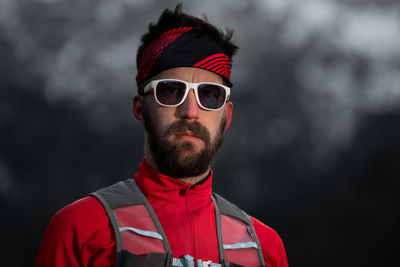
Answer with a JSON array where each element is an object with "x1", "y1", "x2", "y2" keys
[{"x1": 1, "y1": 0, "x2": 399, "y2": 266}]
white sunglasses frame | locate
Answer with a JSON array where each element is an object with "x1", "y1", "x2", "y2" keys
[{"x1": 143, "y1": 79, "x2": 231, "y2": 111}]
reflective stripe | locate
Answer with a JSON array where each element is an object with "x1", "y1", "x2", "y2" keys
[
  {"x1": 223, "y1": 241, "x2": 258, "y2": 249},
  {"x1": 119, "y1": 226, "x2": 163, "y2": 240}
]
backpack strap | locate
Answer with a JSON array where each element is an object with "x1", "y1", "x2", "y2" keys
[
  {"x1": 212, "y1": 193, "x2": 265, "y2": 267},
  {"x1": 90, "y1": 179, "x2": 172, "y2": 267}
]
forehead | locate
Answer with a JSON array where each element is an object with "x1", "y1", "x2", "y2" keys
[{"x1": 152, "y1": 67, "x2": 224, "y2": 84}]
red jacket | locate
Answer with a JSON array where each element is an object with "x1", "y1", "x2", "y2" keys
[{"x1": 35, "y1": 160, "x2": 288, "y2": 266}]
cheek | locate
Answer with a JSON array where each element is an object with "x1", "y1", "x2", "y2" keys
[
  {"x1": 153, "y1": 109, "x2": 177, "y2": 133},
  {"x1": 206, "y1": 113, "x2": 225, "y2": 138}
]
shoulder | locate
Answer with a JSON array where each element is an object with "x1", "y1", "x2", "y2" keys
[
  {"x1": 52, "y1": 196, "x2": 108, "y2": 227},
  {"x1": 35, "y1": 196, "x2": 115, "y2": 267},
  {"x1": 43, "y1": 196, "x2": 111, "y2": 239},
  {"x1": 250, "y1": 216, "x2": 288, "y2": 267},
  {"x1": 47, "y1": 195, "x2": 113, "y2": 247}
]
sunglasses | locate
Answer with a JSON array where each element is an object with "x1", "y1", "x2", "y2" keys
[{"x1": 143, "y1": 79, "x2": 231, "y2": 111}]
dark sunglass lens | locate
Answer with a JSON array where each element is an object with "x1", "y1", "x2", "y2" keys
[
  {"x1": 156, "y1": 81, "x2": 186, "y2": 105},
  {"x1": 198, "y1": 84, "x2": 226, "y2": 109}
]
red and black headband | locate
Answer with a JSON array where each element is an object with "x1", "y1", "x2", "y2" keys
[{"x1": 136, "y1": 27, "x2": 232, "y2": 89}]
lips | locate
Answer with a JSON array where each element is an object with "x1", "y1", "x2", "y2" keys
[
  {"x1": 164, "y1": 120, "x2": 211, "y2": 144},
  {"x1": 176, "y1": 131, "x2": 201, "y2": 140}
]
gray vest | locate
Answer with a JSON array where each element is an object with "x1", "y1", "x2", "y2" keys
[{"x1": 90, "y1": 179, "x2": 265, "y2": 267}]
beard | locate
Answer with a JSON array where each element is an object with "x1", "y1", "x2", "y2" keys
[{"x1": 143, "y1": 106, "x2": 226, "y2": 179}]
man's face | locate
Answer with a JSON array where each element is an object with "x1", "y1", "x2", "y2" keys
[{"x1": 136, "y1": 67, "x2": 233, "y2": 179}]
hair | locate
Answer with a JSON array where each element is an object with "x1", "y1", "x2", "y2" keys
[{"x1": 136, "y1": 3, "x2": 238, "y2": 71}]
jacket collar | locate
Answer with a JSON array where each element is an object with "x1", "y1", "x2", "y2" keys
[{"x1": 134, "y1": 159, "x2": 213, "y2": 214}]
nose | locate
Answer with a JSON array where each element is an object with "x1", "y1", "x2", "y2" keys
[{"x1": 176, "y1": 89, "x2": 200, "y2": 120}]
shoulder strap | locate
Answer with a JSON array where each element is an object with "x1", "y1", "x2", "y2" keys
[
  {"x1": 92, "y1": 179, "x2": 144, "y2": 208},
  {"x1": 212, "y1": 193, "x2": 252, "y2": 224},
  {"x1": 90, "y1": 179, "x2": 172, "y2": 267},
  {"x1": 212, "y1": 192, "x2": 265, "y2": 267}
]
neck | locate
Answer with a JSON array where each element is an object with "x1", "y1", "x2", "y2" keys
[
  {"x1": 177, "y1": 170, "x2": 211, "y2": 185},
  {"x1": 144, "y1": 152, "x2": 211, "y2": 185}
]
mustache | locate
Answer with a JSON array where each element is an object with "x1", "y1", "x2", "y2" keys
[{"x1": 164, "y1": 120, "x2": 210, "y2": 144}]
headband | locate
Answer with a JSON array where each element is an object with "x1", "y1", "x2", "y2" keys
[{"x1": 136, "y1": 27, "x2": 232, "y2": 88}]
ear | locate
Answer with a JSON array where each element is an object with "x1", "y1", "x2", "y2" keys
[
  {"x1": 133, "y1": 95, "x2": 145, "y2": 124},
  {"x1": 223, "y1": 101, "x2": 233, "y2": 131}
]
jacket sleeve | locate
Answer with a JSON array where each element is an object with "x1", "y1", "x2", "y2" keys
[
  {"x1": 250, "y1": 216, "x2": 289, "y2": 267},
  {"x1": 34, "y1": 196, "x2": 116, "y2": 267}
]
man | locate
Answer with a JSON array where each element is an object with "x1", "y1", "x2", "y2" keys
[{"x1": 35, "y1": 4, "x2": 288, "y2": 267}]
